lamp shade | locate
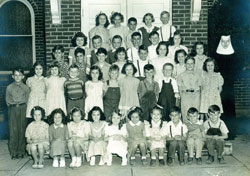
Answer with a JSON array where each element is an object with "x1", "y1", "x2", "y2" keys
[{"x1": 216, "y1": 35, "x2": 234, "y2": 55}]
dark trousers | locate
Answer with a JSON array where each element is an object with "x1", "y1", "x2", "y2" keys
[
  {"x1": 167, "y1": 140, "x2": 185, "y2": 161},
  {"x1": 8, "y1": 104, "x2": 27, "y2": 156},
  {"x1": 206, "y1": 138, "x2": 224, "y2": 157}
]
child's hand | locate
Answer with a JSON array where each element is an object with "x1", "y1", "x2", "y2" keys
[{"x1": 175, "y1": 93, "x2": 180, "y2": 99}]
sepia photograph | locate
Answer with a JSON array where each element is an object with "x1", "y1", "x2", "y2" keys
[{"x1": 0, "y1": 0, "x2": 249, "y2": 175}]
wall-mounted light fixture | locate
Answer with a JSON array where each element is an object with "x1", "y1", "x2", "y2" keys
[{"x1": 50, "y1": 0, "x2": 61, "y2": 24}]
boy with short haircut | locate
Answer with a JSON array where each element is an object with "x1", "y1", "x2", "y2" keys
[
  {"x1": 186, "y1": 107, "x2": 205, "y2": 165},
  {"x1": 94, "y1": 47, "x2": 111, "y2": 81},
  {"x1": 148, "y1": 31, "x2": 160, "y2": 59},
  {"x1": 138, "y1": 64, "x2": 159, "y2": 121},
  {"x1": 64, "y1": 64, "x2": 85, "y2": 114},
  {"x1": 90, "y1": 35, "x2": 103, "y2": 66},
  {"x1": 126, "y1": 17, "x2": 138, "y2": 49},
  {"x1": 166, "y1": 106, "x2": 188, "y2": 166},
  {"x1": 107, "y1": 35, "x2": 122, "y2": 64},
  {"x1": 204, "y1": 105, "x2": 229, "y2": 164},
  {"x1": 159, "y1": 11, "x2": 176, "y2": 42},
  {"x1": 127, "y1": 32, "x2": 142, "y2": 62},
  {"x1": 134, "y1": 45, "x2": 151, "y2": 79},
  {"x1": 52, "y1": 45, "x2": 69, "y2": 78},
  {"x1": 6, "y1": 68, "x2": 30, "y2": 159},
  {"x1": 74, "y1": 47, "x2": 88, "y2": 83},
  {"x1": 158, "y1": 63, "x2": 180, "y2": 121}
]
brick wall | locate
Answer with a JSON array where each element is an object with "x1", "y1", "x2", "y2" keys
[
  {"x1": 45, "y1": 0, "x2": 81, "y2": 64},
  {"x1": 234, "y1": 77, "x2": 250, "y2": 117},
  {"x1": 172, "y1": 0, "x2": 208, "y2": 51}
]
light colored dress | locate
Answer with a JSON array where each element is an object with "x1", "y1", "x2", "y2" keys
[
  {"x1": 145, "y1": 120, "x2": 168, "y2": 150},
  {"x1": 194, "y1": 55, "x2": 207, "y2": 74},
  {"x1": 25, "y1": 121, "x2": 49, "y2": 154},
  {"x1": 26, "y1": 76, "x2": 46, "y2": 118},
  {"x1": 174, "y1": 63, "x2": 186, "y2": 77},
  {"x1": 89, "y1": 26, "x2": 110, "y2": 50},
  {"x1": 85, "y1": 81, "x2": 104, "y2": 114},
  {"x1": 67, "y1": 120, "x2": 91, "y2": 152},
  {"x1": 105, "y1": 124, "x2": 128, "y2": 157},
  {"x1": 88, "y1": 121, "x2": 107, "y2": 158},
  {"x1": 45, "y1": 76, "x2": 66, "y2": 115},
  {"x1": 151, "y1": 56, "x2": 175, "y2": 82},
  {"x1": 119, "y1": 76, "x2": 140, "y2": 111},
  {"x1": 168, "y1": 45, "x2": 188, "y2": 62},
  {"x1": 200, "y1": 72, "x2": 224, "y2": 113}
]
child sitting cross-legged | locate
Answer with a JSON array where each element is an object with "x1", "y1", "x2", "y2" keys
[
  {"x1": 185, "y1": 107, "x2": 205, "y2": 165},
  {"x1": 166, "y1": 106, "x2": 188, "y2": 166}
]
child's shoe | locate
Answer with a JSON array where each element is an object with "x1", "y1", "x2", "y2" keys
[
  {"x1": 60, "y1": 158, "x2": 65, "y2": 167},
  {"x1": 150, "y1": 159, "x2": 157, "y2": 167},
  {"x1": 218, "y1": 157, "x2": 225, "y2": 164},
  {"x1": 75, "y1": 157, "x2": 82, "y2": 167},
  {"x1": 99, "y1": 157, "x2": 105, "y2": 166},
  {"x1": 167, "y1": 158, "x2": 174, "y2": 166},
  {"x1": 196, "y1": 157, "x2": 202, "y2": 165},
  {"x1": 159, "y1": 159, "x2": 165, "y2": 166},
  {"x1": 179, "y1": 160, "x2": 185, "y2": 166},
  {"x1": 90, "y1": 157, "x2": 95, "y2": 166},
  {"x1": 70, "y1": 156, "x2": 77, "y2": 168},
  {"x1": 187, "y1": 157, "x2": 193, "y2": 165},
  {"x1": 142, "y1": 158, "x2": 147, "y2": 166},
  {"x1": 52, "y1": 159, "x2": 59, "y2": 168},
  {"x1": 206, "y1": 155, "x2": 214, "y2": 164},
  {"x1": 121, "y1": 157, "x2": 127, "y2": 166},
  {"x1": 130, "y1": 158, "x2": 136, "y2": 166}
]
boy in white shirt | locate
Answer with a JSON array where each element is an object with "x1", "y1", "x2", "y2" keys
[
  {"x1": 127, "y1": 32, "x2": 141, "y2": 62},
  {"x1": 159, "y1": 11, "x2": 176, "y2": 42},
  {"x1": 148, "y1": 31, "x2": 160, "y2": 60}
]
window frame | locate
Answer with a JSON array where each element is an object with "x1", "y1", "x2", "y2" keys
[{"x1": 0, "y1": 0, "x2": 35, "y2": 73}]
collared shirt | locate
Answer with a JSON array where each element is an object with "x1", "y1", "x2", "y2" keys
[
  {"x1": 166, "y1": 121, "x2": 188, "y2": 138},
  {"x1": 54, "y1": 124, "x2": 64, "y2": 129},
  {"x1": 143, "y1": 25, "x2": 157, "y2": 33},
  {"x1": 6, "y1": 82, "x2": 30, "y2": 106},
  {"x1": 159, "y1": 24, "x2": 176, "y2": 41},
  {"x1": 148, "y1": 44, "x2": 158, "y2": 60},
  {"x1": 126, "y1": 29, "x2": 138, "y2": 49},
  {"x1": 194, "y1": 55, "x2": 207, "y2": 74},
  {"x1": 158, "y1": 77, "x2": 179, "y2": 93},
  {"x1": 203, "y1": 119, "x2": 229, "y2": 135},
  {"x1": 68, "y1": 120, "x2": 91, "y2": 138},
  {"x1": 177, "y1": 70, "x2": 201, "y2": 92},
  {"x1": 129, "y1": 121, "x2": 141, "y2": 127},
  {"x1": 127, "y1": 47, "x2": 140, "y2": 62},
  {"x1": 94, "y1": 62, "x2": 111, "y2": 81}
]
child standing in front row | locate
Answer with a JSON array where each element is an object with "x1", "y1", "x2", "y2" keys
[
  {"x1": 119, "y1": 62, "x2": 140, "y2": 117},
  {"x1": 25, "y1": 106, "x2": 49, "y2": 169},
  {"x1": 166, "y1": 106, "x2": 188, "y2": 166},
  {"x1": 138, "y1": 64, "x2": 159, "y2": 121},
  {"x1": 45, "y1": 62, "x2": 67, "y2": 116},
  {"x1": 85, "y1": 66, "x2": 104, "y2": 117},
  {"x1": 87, "y1": 106, "x2": 107, "y2": 166},
  {"x1": 105, "y1": 111, "x2": 128, "y2": 166},
  {"x1": 67, "y1": 107, "x2": 90, "y2": 168},
  {"x1": 126, "y1": 107, "x2": 147, "y2": 166},
  {"x1": 6, "y1": 68, "x2": 30, "y2": 159},
  {"x1": 145, "y1": 106, "x2": 168, "y2": 166},
  {"x1": 103, "y1": 65, "x2": 121, "y2": 121},
  {"x1": 158, "y1": 63, "x2": 180, "y2": 121},
  {"x1": 48, "y1": 108, "x2": 69, "y2": 168},
  {"x1": 204, "y1": 105, "x2": 229, "y2": 164},
  {"x1": 186, "y1": 107, "x2": 205, "y2": 165}
]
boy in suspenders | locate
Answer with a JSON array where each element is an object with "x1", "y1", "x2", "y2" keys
[{"x1": 166, "y1": 106, "x2": 188, "y2": 166}]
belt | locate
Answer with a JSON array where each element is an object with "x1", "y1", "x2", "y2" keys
[
  {"x1": 9, "y1": 103, "x2": 26, "y2": 107},
  {"x1": 184, "y1": 89, "x2": 200, "y2": 93},
  {"x1": 68, "y1": 97, "x2": 84, "y2": 101}
]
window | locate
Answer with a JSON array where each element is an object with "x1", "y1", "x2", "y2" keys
[{"x1": 0, "y1": 0, "x2": 35, "y2": 71}]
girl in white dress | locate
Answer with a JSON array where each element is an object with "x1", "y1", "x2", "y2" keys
[
  {"x1": 87, "y1": 106, "x2": 107, "y2": 166},
  {"x1": 85, "y1": 66, "x2": 105, "y2": 117},
  {"x1": 105, "y1": 111, "x2": 128, "y2": 166},
  {"x1": 45, "y1": 62, "x2": 66, "y2": 116}
]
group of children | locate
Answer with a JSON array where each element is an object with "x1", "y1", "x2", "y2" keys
[{"x1": 5, "y1": 10, "x2": 229, "y2": 169}]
